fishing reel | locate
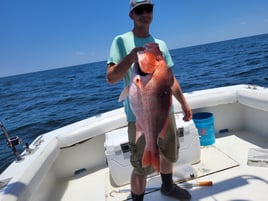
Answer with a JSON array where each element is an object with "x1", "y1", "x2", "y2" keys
[
  {"x1": 7, "y1": 136, "x2": 22, "y2": 148},
  {"x1": 0, "y1": 121, "x2": 23, "y2": 161}
]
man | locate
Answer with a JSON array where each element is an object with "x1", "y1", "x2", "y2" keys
[{"x1": 106, "y1": 0, "x2": 192, "y2": 200}]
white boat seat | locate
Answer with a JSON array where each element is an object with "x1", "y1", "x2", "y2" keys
[
  {"x1": 56, "y1": 108, "x2": 127, "y2": 148},
  {"x1": 237, "y1": 89, "x2": 268, "y2": 111}
]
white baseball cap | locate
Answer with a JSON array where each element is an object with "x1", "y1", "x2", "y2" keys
[{"x1": 130, "y1": 0, "x2": 153, "y2": 11}]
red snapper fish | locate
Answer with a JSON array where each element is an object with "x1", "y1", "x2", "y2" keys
[{"x1": 119, "y1": 43, "x2": 173, "y2": 172}]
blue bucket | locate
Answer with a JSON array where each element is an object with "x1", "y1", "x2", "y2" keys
[{"x1": 193, "y1": 112, "x2": 215, "y2": 146}]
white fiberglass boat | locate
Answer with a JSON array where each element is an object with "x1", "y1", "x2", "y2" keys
[{"x1": 1, "y1": 84, "x2": 268, "y2": 201}]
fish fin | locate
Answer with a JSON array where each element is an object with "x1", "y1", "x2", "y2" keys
[
  {"x1": 142, "y1": 151, "x2": 160, "y2": 172},
  {"x1": 135, "y1": 131, "x2": 143, "y2": 143},
  {"x1": 159, "y1": 117, "x2": 170, "y2": 139},
  {"x1": 118, "y1": 86, "x2": 129, "y2": 102},
  {"x1": 135, "y1": 124, "x2": 143, "y2": 143}
]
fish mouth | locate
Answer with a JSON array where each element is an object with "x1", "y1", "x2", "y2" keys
[{"x1": 137, "y1": 63, "x2": 149, "y2": 76}]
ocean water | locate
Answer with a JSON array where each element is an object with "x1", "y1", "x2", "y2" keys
[{"x1": 1, "y1": 33, "x2": 268, "y2": 173}]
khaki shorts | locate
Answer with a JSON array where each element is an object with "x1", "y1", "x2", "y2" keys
[{"x1": 128, "y1": 114, "x2": 179, "y2": 175}]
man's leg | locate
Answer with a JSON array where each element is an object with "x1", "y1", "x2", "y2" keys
[
  {"x1": 159, "y1": 115, "x2": 191, "y2": 200},
  {"x1": 128, "y1": 122, "x2": 154, "y2": 201},
  {"x1": 130, "y1": 171, "x2": 147, "y2": 201},
  {"x1": 160, "y1": 155, "x2": 173, "y2": 191},
  {"x1": 160, "y1": 157, "x2": 191, "y2": 200}
]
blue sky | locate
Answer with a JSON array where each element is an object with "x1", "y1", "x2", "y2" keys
[{"x1": 1, "y1": 0, "x2": 268, "y2": 77}]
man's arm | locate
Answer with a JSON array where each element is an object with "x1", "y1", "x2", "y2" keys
[
  {"x1": 170, "y1": 70, "x2": 192, "y2": 121},
  {"x1": 106, "y1": 47, "x2": 144, "y2": 84}
]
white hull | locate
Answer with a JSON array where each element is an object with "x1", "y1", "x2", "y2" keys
[{"x1": 1, "y1": 84, "x2": 268, "y2": 201}]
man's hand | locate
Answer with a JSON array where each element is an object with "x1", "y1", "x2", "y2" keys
[
  {"x1": 129, "y1": 47, "x2": 145, "y2": 63},
  {"x1": 182, "y1": 103, "x2": 192, "y2": 121}
]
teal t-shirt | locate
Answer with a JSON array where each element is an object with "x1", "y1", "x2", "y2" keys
[{"x1": 107, "y1": 31, "x2": 174, "y2": 122}]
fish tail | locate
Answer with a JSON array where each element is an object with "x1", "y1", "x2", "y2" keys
[
  {"x1": 142, "y1": 150, "x2": 160, "y2": 172},
  {"x1": 152, "y1": 155, "x2": 160, "y2": 172}
]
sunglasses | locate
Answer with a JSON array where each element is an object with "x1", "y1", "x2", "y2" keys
[{"x1": 133, "y1": 4, "x2": 154, "y2": 15}]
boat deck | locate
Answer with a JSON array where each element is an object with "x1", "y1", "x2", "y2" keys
[{"x1": 49, "y1": 130, "x2": 268, "y2": 201}]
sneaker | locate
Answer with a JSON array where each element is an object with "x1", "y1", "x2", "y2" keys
[{"x1": 161, "y1": 183, "x2": 191, "y2": 200}]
